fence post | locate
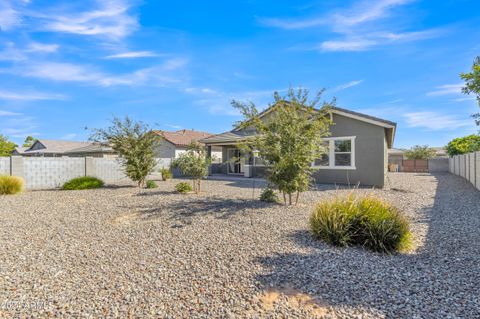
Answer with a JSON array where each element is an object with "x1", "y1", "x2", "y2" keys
[
  {"x1": 10, "y1": 156, "x2": 24, "y2": 178},
  {"x1": 85, "y1": 157, "x2": 94, "y2": 177}
]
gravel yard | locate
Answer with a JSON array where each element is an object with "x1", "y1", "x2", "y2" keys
[{"x1": 1, "y1": 173, "x2": 479, "y2": 318}]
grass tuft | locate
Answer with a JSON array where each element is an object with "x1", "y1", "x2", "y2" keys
[
  {"x1": 0, "y1": 175, "x2": 24, "y2": 195},
  {"x1": 62, "y1": 176, "x2": 104, "y2": 190}
]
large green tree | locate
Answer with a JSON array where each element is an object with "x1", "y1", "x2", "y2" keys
[
  {"x1": 90, "y1": 117, "x2": 161, "y2": 188},
  {"x1": 22, "y1": 136, "x2": 37, "y2": 148},
  {"x1": 460, "y1": 56, "x2": 480, "y2": 125},
  {"x1": 232, "y1": 88, "x2": 333, "y2": 205},
  {"x1": 405, "y1": 145, "x2": 436, "y2": 160},
  {"x1": 446, "y1": 134, "x2": 480, "y2": 156},
  {"x1": 172, "y1": 142, "x2": 211, "y2": 193},
  {"x1": 0, "y1": 135, "x2": 17, "y2": 157}
]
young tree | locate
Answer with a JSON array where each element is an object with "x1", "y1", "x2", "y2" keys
[
  {"x1": 446, "y1": 135, "x2": 480, "y2": 156},
  {"x1": 232, "y1": 88, "x2": 333, "y2": 205},
  {"x1": 460, "y1": 56, "x2": 480, "y2": 125},
  {"x1": 0, "y1": 135, "x2": 17, "y2": 157},
  {"x1": 22, "y1": 136, "x2": 37, "y2": 148},
  {"x1": 405, "y1": 145, "x2": 437, "y2": 160},
  {"x1": 172, "y1": 142, "x2": 211, "y2": 193},
  {"x1": 90, "y1": 117, "x2": 161, "y2": 188}
]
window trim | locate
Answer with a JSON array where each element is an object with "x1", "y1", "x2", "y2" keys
[{"x1": 313, "y1": 136, "x2": 356, "y2": 170}]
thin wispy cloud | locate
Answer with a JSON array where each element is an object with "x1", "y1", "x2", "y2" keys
[
  {"x1": 2, "y1": 57, "x2": 188, "y2": 87},
  {"x1": 260, "y1": 0, "x2": 441, "y2": 52},
  {"x1": 164, "y1": 124, "x2": 183, "y2": 129},
  {"x1": 426, "y1": 83, "x2": 464, "y2": 96},
  {"x1": 403, "y1": 111, "x2": 472, "y2": 130},
  {"x1": 331, "y1": 80, "x2": 364, "y2": 92},
  {"x1": 105, "y1": 51, "x2": 159, "y2": 59},
  {"x1": 29, "y1": 0, "x2": 139, "y2": 40},
  {"x1": 0, "y1": 90, "x2": 66, "y2": 101},
  {"x1": 0, "y1": 41, "x2": 59, "y2": 61},
  {"x1": 0, "y1": 0, "x2": 23, "y2": 31},
  {"x1": 0, "y1": 110, "x2": 22, "y2": 116}
]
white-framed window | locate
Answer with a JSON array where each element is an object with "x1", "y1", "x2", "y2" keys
[{"x1": 312, "y1": 136, "x2": 356, "y2": 170}]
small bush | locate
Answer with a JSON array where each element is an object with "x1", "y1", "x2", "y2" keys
[
  {"x1": 175, "y1": 182, "x2": 192, "y2": 193},
  {"x1": 62, "y1": 176, "x2": 104, "y2": 190},
  {"x1": 160, "y1": 168, "x2": 172, "y2": 181},
  {"x1": 0, "y1": 175, "x2": 24, "y2": 195},
  {"x1": 260, "y1": 188, "x2": 279, "y2": 203},
  {"x1": 146, "y1": 180, "x2": 158, "y2": 189},
  {"x1": 310, "y1": 195, "x2": 412, "y2": 254}
]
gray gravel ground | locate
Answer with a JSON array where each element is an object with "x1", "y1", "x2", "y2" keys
[{"x1": 1, "y1": 173, "x2": 479, "y2": 318}]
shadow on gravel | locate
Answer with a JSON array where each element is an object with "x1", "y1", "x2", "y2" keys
[
  {"x1": 254, "y1": 173, "x2": 480, "y2": 318},
  {"x1": 136, "y1": 197, "x2": 276, "y2": 223}
]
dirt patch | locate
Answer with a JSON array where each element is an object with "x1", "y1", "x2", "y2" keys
[
  {"x1": 259, "y1": 288, "x2": 329, "y2": 317},
  {"x1": 110, "y1": 211, "x2": 140, "y2": 225}
]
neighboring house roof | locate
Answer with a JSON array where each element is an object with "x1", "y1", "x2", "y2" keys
[
  {"x1": 24, "y1": 140, "x2": 92, "y2": 155},
  {"x1": 388, "y1": 148, "x2": 406, "y2": 156},
  {"x1": 64, "y1": 143, "x2": 115, "y2": 155},
  {"x1": 200, "y1": 104, "x2": 397, "y2": 148},
  {"x1": 154, "y1": 129, "x2": 213, "y2": 146},
  {"x1": 12, "y1": 147, "x2": 28, "y2": 155}
]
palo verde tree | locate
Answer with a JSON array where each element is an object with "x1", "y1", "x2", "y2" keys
[
  {"x1": 404, "y1": 145, "x2": 436, "y2": 160},
  {"x1": 0, "y1": 135, "x2": 17, "y2": 157},
  {"x1": 232, "y1": 87, "x2": 333, "y2": 205},
  {"x1": 90, "y1": 117, "x2": 161, "y2": 188},
  {"x1": 22, "y1": 136, "x2": 37, "y2": 148},
  {"x1": 446, "y1": 134, "x2": 480, "y2": 156},
  {"x1": 460, "y1": 56, "x2": 480, "y2": 125},
  {"x1": 172, "y1": 141, "x2": 211, "y2": 193}
]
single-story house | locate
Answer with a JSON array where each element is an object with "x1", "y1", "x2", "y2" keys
[
  {"x1": 200, "y1": 106, "x2": 397, "y2": 187},
  {"x1": 153, "y1": 129, "x2": 222, "y2": 163},
  {"x1": 13, "y1": 140, "x2": 116, "y2": 157}
]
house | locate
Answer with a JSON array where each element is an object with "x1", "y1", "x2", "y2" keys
[
  {"x1": 200, "y1": 106, "x2": 396, "y2": 187},
  {"x1": 153, "y1": 129, "x2": 222, "y2": 162},
  {"x1": 13, "y1": 140, "x2": 116, "y2": 157}
]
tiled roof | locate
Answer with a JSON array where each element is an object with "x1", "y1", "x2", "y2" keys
[
  {"x1": 155, "y1": 129, "x2": 214, "y2": 146},
  {"x1": 65, "y1": 143, "x2": 115, "y2": 154}
]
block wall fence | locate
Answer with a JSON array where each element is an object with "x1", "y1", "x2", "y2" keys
[
  {"x1": 0, "y1": 156, "x2": 171, "y2": 190},
  {"x1": 449, "y1": 152, "x2": 480, "y2": 191}
]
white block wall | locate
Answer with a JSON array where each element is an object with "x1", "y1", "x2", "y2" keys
[
  {"x1": 90, "y1": 158, "x2": 127, "y2": 182},
  {"x1": 450, "y1": 152, "x2": 480, "y2": 192},
  {"x1": 0, "y1": 157, "x2": 10, "y2": 175},
  {"x1": 23, "y1": 157, "x2": 85, "y2": 189}
]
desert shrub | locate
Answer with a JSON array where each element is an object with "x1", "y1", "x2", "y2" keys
[
  {"x1": 0, "y1": 175, "x2": 24, "y2": 195},
  {"x1": 62, "y1": 176, "x2": 104, "y2": 190},
  {"x1": 175, "y1": 182, "x2": 192, "y2": 193},
  {"x1": 310, "y1": 195, "x2": 412, "y2": 253},
  {"x1": 146, "y1": 180, "x2": 158, "y2": 189},
  {"x1": 259, "y1": 188, "x2": 279, "y2": 203},
  {"x1": 160, "y1": 168, "x2": 172, "y2": 181}
]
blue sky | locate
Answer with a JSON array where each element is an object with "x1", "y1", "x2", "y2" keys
[{"x1": 0, "y1": 0, "x2": 479, "y2": 148}]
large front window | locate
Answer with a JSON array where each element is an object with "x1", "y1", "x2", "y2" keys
[{"x1": 313, "y1": 136, "x2": 356, "y2": 169}]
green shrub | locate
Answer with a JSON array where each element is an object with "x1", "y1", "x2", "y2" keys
[
  {"x1": 175, "y1": 182, "x2": 192, "y2": 193},
  {"x1": 310, "y1": 195, "x2": 412, "y2": 254},
  {"x1": 260, "y1": 188, "x2": 279, "y2": 203},
  {"x1": 62, "y1": 176, "x2": 104, "y2": 190},
  {"x1": 146, "y1": 180, "x2": 158, "y2": 188},
  {"x1": 0, "y1": 175, "x2": 24, "y2": 195},
  {"x1": 160, "y1": 168, "x2": 172, "y2": 181}
]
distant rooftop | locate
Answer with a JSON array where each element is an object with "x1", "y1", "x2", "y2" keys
[{"x1": 154, "y1": 129, "x2": 214, "y2": 146}]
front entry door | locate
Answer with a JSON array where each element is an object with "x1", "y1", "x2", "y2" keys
[{"x1": 227, "y1": 149, "x2": 243, "y2": 174}]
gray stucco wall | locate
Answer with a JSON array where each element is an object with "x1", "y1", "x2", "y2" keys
[{"x1": 312, "y1": 113, "x2": 387, "y2": 187}]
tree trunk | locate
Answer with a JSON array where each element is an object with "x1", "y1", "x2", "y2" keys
[
  {"x1": 283, "y1": 192, "x2": 287, "y2": 205},
  {"x1": 197, "y1": 180, "x2": 201, "y2": 194},
  {"x1": 288, "y1": 193, "x2": 292, "y2": 206},
  {"x1": 295, "y1": 192, "x2": 300, "y2": 205}
]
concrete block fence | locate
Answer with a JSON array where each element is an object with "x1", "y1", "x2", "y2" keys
[
  {"x1": 0, "y1": 156, "x2": 172, "y2": 190},
  {"x1": 449, "y1": 152, "x2": 480, "y2": 191}
]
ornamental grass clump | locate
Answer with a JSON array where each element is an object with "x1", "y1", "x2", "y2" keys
[
  {"x1": 0, "y1": 175, "x2": 24, "y2": 195},
  {"x1": 145, "y1": 180, "x2": 158, "y2": 189},
  {"x1": 259, "y1": 188, "x2": 279, "y2": 203},
  {"x1": 310, "y1": 195, "x2": 412, "y2": 254},
  {"x1": 175, "y1": 182, "x2": 192, "y2": 193},
  {"x1": 62, "y1": 176, "x2": 104, "y2": 190}
]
